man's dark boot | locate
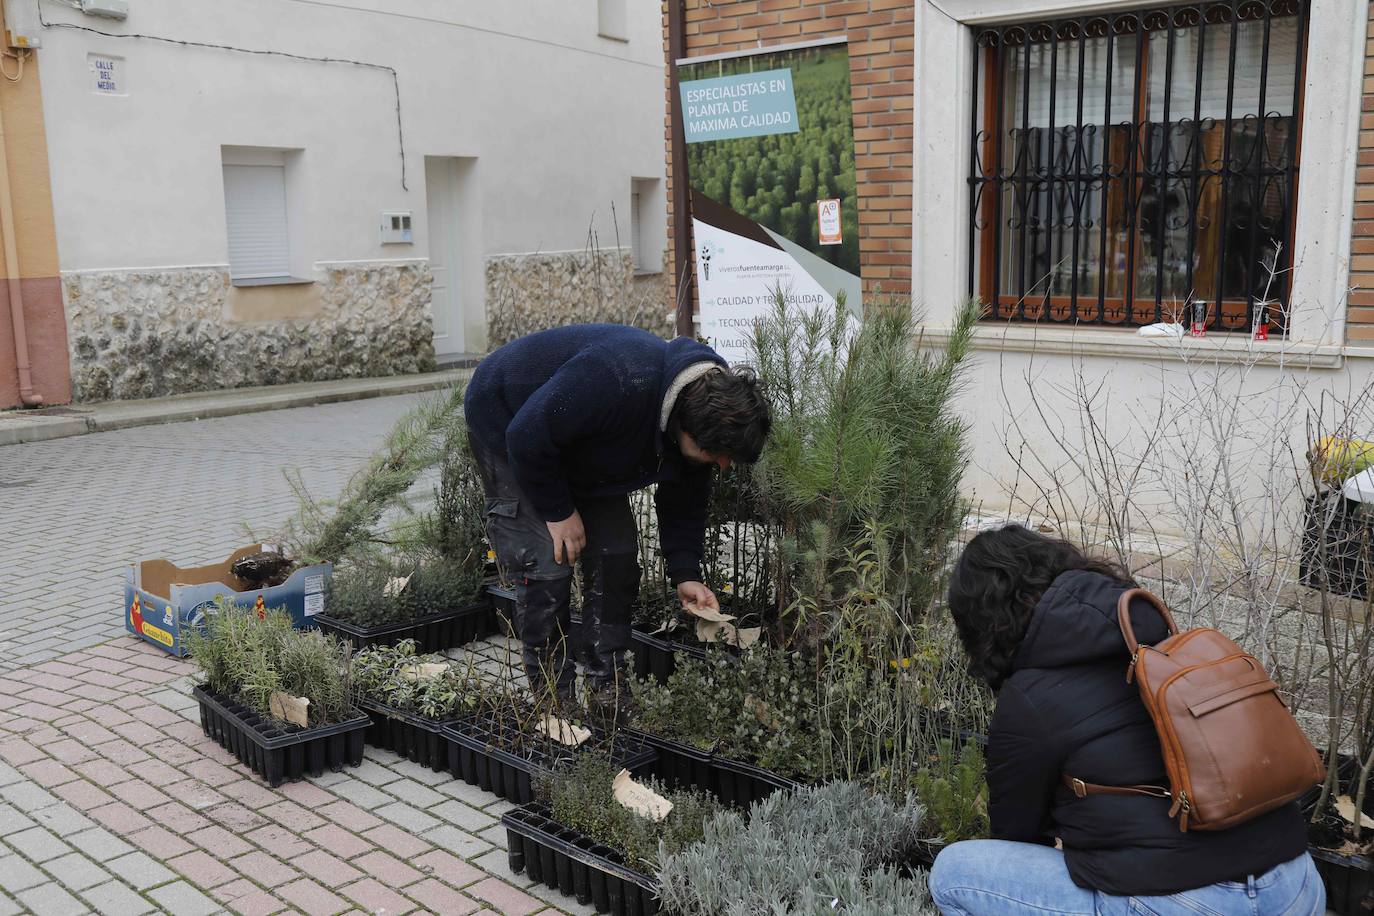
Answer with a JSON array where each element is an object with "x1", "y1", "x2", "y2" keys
[
  {"x1": 514, "y1": 575, "x2": 577, "y2": 705},
  {"x1": 580, "y1": 552, "x2": 639, "y2": 726},
  {"x1": 583, "y1": 673, "x2": 634, "y2": 727}
]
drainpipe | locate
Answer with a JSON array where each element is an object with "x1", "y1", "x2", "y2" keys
[
  {"x1": 0, "y1": 91, "x2": 41, "y2": 406},
  {"x1": 668, "y1": 0, "x2": 693, "y2": 339}
]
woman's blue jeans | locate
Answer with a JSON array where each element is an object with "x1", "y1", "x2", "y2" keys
[{"x1": 929, "y1": 840, "x2": 1325, "y2": 915}]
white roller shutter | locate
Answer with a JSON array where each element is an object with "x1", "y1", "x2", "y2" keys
[
  {"x1": 1148, "y1": 17, "x2": 1298, "y2": 121},
  {"x1": 223, "y1": 164, "x2": 290, "y2": 280},
  {"x1": 1009, "y1": 16, "x2": 1299, "y2": 129}
]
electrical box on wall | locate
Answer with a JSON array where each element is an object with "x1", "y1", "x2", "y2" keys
[
  {"x1": 79, "y1": 0, "x2": 129, "y2": 20},
  {"x1": 380, "y1": 211, "x2": 413, "y2": 245},
  {"x1": 3, "y1": 0, "x2": 42, "y2": 47}
]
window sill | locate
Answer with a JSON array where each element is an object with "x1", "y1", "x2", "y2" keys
[
  {"x1": 918, "y1": 323, "x2": 1345, "y2": 369},
  {"x1": 231, "y1": 276, "x2": 315, "y2": 288},
  {"x1": 598, "y1": 32, "x2": 629, "y2": 43},
  {"x1": 633, "y1": 268, "x2": 663, "y2": 278}
]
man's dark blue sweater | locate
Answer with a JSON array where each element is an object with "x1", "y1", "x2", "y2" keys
[{"x1": 464, "y1": 324, "x2": 727, "y2": 586}]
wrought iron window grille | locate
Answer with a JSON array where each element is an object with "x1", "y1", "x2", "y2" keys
[{"x1": 967, "y1": 0, "x2": 1309, "y2": 332}]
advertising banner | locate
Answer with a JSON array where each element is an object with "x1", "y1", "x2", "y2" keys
[{"x1": 679, "y1": 38, "x2": 861, "y2": 363}]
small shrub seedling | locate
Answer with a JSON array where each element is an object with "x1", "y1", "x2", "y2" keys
[
  {"x1": 657, "y1": 780, "x2": 937, "y2": 915},
  {"x1": 186, "y1": 597, "x2": 356, "y2": 728},
  {"x1": 913, "y1": 738, "x2": 990, "y2": 845},
  {"x1": 537, "y1": 754, "x2": 719, "y2": 874},
  {"x1": 326, "y1": 555, "x2": 483, "y2": 628},
  {"x1": 353, "y1": 639, "x2": 494, "y2": 720}
]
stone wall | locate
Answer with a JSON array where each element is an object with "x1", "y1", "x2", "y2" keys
[
  {"x1": 63, "y1": 262, "x2": 435, "y2": 402},
  {"x1": 485, "y1": 249, "x2": 674, "y2": 348}
]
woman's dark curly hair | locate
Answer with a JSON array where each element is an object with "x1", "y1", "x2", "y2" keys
[{"x1": 947, "y1": 525, "x2": 1134, "y2": 691}]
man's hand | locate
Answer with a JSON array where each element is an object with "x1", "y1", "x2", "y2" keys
[
  {"x1": 547, "y1": 511, "x2": 586, "y2": 565},
  {"x1": 677, "y1": 581, "x2": 719, "y2": 615}
]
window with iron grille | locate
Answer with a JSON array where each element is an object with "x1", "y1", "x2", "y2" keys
[{"x1": 967, "y1": 1, "x2": 1309, "y2": 332}]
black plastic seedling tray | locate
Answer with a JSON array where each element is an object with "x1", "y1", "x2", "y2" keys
[
  {"x1": 442, "y1": 709, "x2": 657, "y2": 804},
  {"x1": 504, "y1": 803, "x2": 660, "y2": 916},
  {"x1": 619, "y1": 727, "x2": 796, "y2": 807},
  {"x1": 621, "y1": 727, "x2": 713, "y2": 795},
  {"x1": 711, "y1": 754, "x2": 799, "y2": 808},
  {"x1": 358, "y1": 698, "x2": 456, "y2": 772},
  {"x1": 1310, "y1": 845, "x2": 1374, "y2": 915},
  {"x1": 193, "y1": 686, "x2": 368, "y2": 788},
  {"x1": 630, "y1": 628, "x2": 709, "y2": 683},
  {"x1": 315, "y1": 599, "x2": 497, "y2": 654}
]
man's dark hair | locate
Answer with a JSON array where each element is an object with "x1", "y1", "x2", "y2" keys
[
  {"x1": 947, "y1": 525, "x2": 1135, "y2": 691},
  {"x1": 672, "y1": 366, "x2": 771, "y2": 464}
]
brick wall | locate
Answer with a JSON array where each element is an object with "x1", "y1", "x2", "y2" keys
[
  {"x1": 1348, "y1": 2, "x2": 1374, "y2": 344},
  {"x1": 661, "y1": 0, "x2": 914, "y2": 311}
]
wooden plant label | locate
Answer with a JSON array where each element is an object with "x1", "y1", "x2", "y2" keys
[
  {"x1": 537, "y1": 715, "x2": 591, "y2": 747},
  {"x1": 382, "y1": 574, "x2": 412, "y2": 598},
  {"x1": 613, "y1": 769, "x2": 673, "y2": 822},
  {"x1": 269, "y1": 691, "x2": 310, "y2": 727},
  {"x1": 745, "y1": 693, "x2": 779, "y2": 729},
  {"x1": 733, "y1": 626, "x2": 762, "y2": 649},
  {"x1": 401, "y1": 662, "x2": 448, "y2": 682},
  {"x1": 694, "y1": 618, "x2": 762, "y2": 649},
  {"x1": 1336, "y1": 795, "x2": 1374, "y2": 831},
  {"x1": 682, "y1": 602, "x2": 735, "y2": 623},
  {"x1": 694, "y1": 617, "x2": 730, "y2": 644}
]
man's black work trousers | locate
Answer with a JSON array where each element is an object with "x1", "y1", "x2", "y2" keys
[{"x1": 469, "y1": 442, "x2": 640, "y2": 700}]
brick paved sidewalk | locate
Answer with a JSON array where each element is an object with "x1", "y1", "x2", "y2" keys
[
  {"x1": 0, "y1": 394, "x2": 591, "y2": 914},
  {"x1": 0, "y1": 635, "x2": 590, "y2": 916}
]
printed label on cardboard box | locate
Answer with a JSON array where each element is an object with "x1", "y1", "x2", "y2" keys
[
  {"x1": 141, "y1": 619, "x2": 174, "y2": 648},
  {"x1": 305, "y1": 574, "x2": 324, "y2": 594},
  {"x1": 304, "y1": 593, "x2": 324, "y2": 617}
]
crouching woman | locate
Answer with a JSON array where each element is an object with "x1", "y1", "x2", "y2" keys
[{"x1": 929, "y1": 525, "x2": 1323, "y2": 915}]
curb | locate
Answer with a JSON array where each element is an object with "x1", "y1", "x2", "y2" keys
[{"x1": 0, "y1": 364, "x2": 476, "y2": 447}]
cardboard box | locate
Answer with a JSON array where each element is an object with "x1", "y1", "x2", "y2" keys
[{"x1": 123, "y1": 544, "x2": 331, "y2": 656}]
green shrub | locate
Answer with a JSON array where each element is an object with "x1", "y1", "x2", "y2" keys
[
  {"x1": 657, "y1": 781, "x2": 936, "y2": 915},
  {"x1": 326, "y1": 556, "x2": 482, "y2": 628},
  {"x1": 352, "y1": 639, "x2": 494, "y2": 720},
  {"x1": 537, "y1": 755, "x2": 719, "y2": 874},
  {"x1": 631, "y1": 647, "x2": 826, "y2": 781},
  {"x1": 186, "y1": 598, "x2": 355, "y2": 727}
]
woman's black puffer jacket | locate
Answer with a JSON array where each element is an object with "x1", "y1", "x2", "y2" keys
[{"x1": 987, "y1": 569, "x2": 1308, "y2": 895}]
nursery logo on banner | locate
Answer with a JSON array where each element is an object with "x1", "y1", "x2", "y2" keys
[{"x1": 678, "y1": 37, "x2": 862, "y2": 364}]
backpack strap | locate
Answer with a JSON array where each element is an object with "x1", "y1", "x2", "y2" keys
[
  {"x1": 1061, "y1": 774, "x2": 1172, "y2": 801},
  {"x1": 1116, "y1": 587, "x2": 1180, "y2": 655}
]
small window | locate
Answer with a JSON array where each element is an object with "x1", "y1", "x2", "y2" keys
[
  {"x1": 969, "y1": 1, "x2": 1309, "y2": 332},
  {"x1": 598, "y1": 0, "x2": 628, "y2": 42},
  {"x1": 223, "y1": 161, "x2": 291, "y2": 281}
]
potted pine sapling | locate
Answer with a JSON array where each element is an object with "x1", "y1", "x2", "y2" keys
[
  {"x1": 186, "y1": 598, "x2": 369, "y2": 786},
  {"x1": 629, "y1": 646, "x2": 824, "y2": 805},
  {"x1": 315, "y1": 553, "x2": 492, "y2": 653},
  {"x1": 657, "y1": 780, "x2": 938, "y2": 916},
  {"x1": 353, "y1": 639, "x2": 496, "y2": 771},
  {"x1": 911, "y1": 738, "x2": 990, "y2": 866},
  {"x1": 503, "y1": 754, "x2": 719, "y2": 916}
]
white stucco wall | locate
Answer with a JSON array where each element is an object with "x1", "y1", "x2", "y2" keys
[{"x1": 33, "y1": 0, "x2": 666, "y2": 278}]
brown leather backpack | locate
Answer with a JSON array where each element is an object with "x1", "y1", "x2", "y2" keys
[{"x1": 1063, "y1": 588, "x2": 1325, "y2": 832}]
